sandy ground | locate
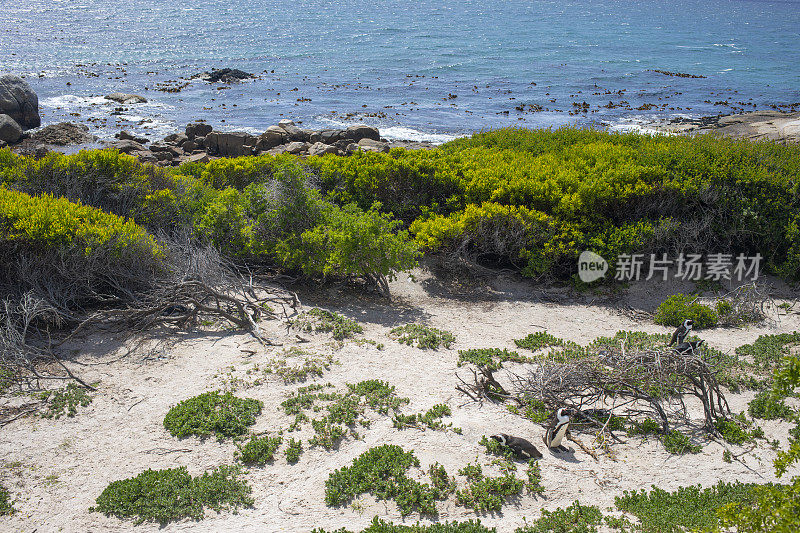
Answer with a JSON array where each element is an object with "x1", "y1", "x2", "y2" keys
[{"x1": 1, "y1": 268, "x2": 799, "y2": 533}]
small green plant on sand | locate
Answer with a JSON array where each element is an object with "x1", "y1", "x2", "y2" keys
[
  {"x1": 735, "y1": 332, "x2": 800, "y2": 370},
  {"x1": 714, "y1": 415, "x2": 763, "y2": 445},
  {"x1": 458, "y1": 348, "x2": 529, "y2": 370},
  {"x1": 40, "y1": 383, "x2": 93, "y2": 419},
  {"x1": 654, "y1": 294, "x2": 718, "y2": 329},
  {"x1": 293, "y1": 308, "x2": 363, "y2": 340},
  {"x1": 393, "y1": 403, "x2": 455, "y2": 431},
  {"x1": 235, "y1": 434, "x2": 282, "y2": 465},
  {"x1": 748, "y1": 390, "x2": 794, "y2": 420},
  {"x1": 517, "y1": 501, "x2": 604, "y2": 533},
  {"x1": 455, "y1": 462, "x2": 524, "y2": 513},
  {"x1": 525, "y1": 460, "x2": 545, "y2": 495},
  {"x1": 324, "y1": 445, "x2": 442, "y2": 516},
  {"x1": 311, "y1": 516, "x2": 496, "y2": 532},
  {"x1": 0, "y1": 484, "x2": 14, "y2": 516},
  {"x1": 91, "y1": 465, "x2": 253, "y2": 524},
  {"x1": 163, "y1": 391, "x2": 262, "y2": 440},
  {"x1": 661, "y1": 430, "x2": 702, "y2": 455},
  {"x1": 285, "y1": 438, "x2": 303, "y2": 464},
  {"x1": 390, "y1": 324, "x2": 455, "y2": 349}
]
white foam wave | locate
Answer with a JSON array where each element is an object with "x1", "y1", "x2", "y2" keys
[{"x1": 379, "y1": 126, "x2": 459, "y2": 144}]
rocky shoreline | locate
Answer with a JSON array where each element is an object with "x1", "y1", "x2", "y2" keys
[{"x1": 647, "y1": 109, "x2": 800, "y2": 144}]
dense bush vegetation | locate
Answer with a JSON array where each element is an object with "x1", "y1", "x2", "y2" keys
[
  {"x1": 312, "y1": 516, "x2": 496, "y2": 533},
  {"x1": 235, "y1": 434, "x2": 282, "y2": 465},
  {"x1": 389, "y1": 324, "x2": 455, "y2": 349},
  {"x1": 91, "y1": 465, "x2": 252, "y2": 524},
  {"x1": 654, "y1": 294, "x2": 718, "y2": 328},
  {"x1": 163, "y1": 391, "x2": 262, "y2": 440}
]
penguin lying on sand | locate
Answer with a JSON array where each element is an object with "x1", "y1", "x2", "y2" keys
[
  {"x1": 673, "y1": 339, "x2": 705, "y2": 355},
  {"x1": 669, "y1": 319, "x2": 693, "y2": 346},
  {"x1": 543, "y1": 408, "x2": 572, "y2": 452},
  {"x1": 490, "y1": 434, "x2": 543, "y2": 460}
]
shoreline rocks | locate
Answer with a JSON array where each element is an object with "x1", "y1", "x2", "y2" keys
[
  {"x1": 0, "y1": 74, "x2": 40, "y2": 135},
  {"x1": 649, "y1": 109, "x2": 800, "y2": 144},
  {"x1": 105, "y1": 93, "x2": 148, "y2": 104}
]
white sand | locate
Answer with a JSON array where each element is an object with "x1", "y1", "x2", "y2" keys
[{"x1": 1, "y1": 269, "x2": 798, "y2": 532}]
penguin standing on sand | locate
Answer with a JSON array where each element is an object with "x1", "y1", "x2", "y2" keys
[
  {"x1": 543, "y1": 408, "x2": 572, "y2": 452},
  {"x1": 490, "y1": 434, "x2": 543, "y2": 460},
  {"x1": 669, "y1": 319, "x2": 693, "y2": 347},
  {"x1": 673, "y1": 339, "x2": 705, "y2": 355}
]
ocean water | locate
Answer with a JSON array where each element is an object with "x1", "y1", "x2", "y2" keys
[{"x1": 3, "y1": 0, "x2": 799, "y2": 142}]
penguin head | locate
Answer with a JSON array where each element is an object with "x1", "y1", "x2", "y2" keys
[
  {"x1": 684, "y1": 319, "x2": 693, "y2": 329},
  {"x1": 557, "y1": 408, "x2": 572, "y2": 422},
  {"x1": 691, "y1": 340, "x2": 705, "y2": 349},
  {"x1": 490, "y1": 434, "x2": 507, "y2": 446}
]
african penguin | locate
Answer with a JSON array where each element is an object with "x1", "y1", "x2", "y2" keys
[
  {"x1": 490, "y1": 434, "x2": 543, "y2": 460},
  {"x1": 543, "y1": 408, "x2": 572, "y2": 452},
  {"x1": 668, "y1": 319, "x2": 693, "y2": 346},
  {"x1": 673, "y1": 339, "x2": 705, "y2": 355}
]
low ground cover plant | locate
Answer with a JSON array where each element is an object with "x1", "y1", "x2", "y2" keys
[
  {"x1": 516, "y1": 501, "x2": 605, "y2": 533},
  {"x1": 40, "y1": 383, "x2": 93, "y2": 419},
  {"x1": 390, "y1": 324, "x2": 455, "y2": 349},
  {"x1": 311, "y1": 516, "x2": 496, "y2": 533},
  {"x1": 454, "y1": 462, "x2": 524, "y2": 513},
  {"x1": 163, "y1": 391, "x2": 262, "y2": 440},
  {"x1": 393, "y1": 403, "x2": 457, "y2": 431},
  {"x1": 91, "y1": 465, "x2": 253, "y2": 524},
  {"x1": 0, "y1": 484, "x2": 13, "y2": 516},
  {"x1": 235, "y1": 434, "x2": 282, "y2": 465},
  {"x1": 292, "y1": 308, "x2": 363, "y2": 340}
]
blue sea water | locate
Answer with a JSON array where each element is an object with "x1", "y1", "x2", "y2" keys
[{"x1": 2, "y1": 0, "x2": 799, "y2": 142}]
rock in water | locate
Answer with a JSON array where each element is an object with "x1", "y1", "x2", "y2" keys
[
  {"x1": 203, "y1": 68, "x2": 253, "y2": 83},
  {"x1": 32, "y1": 122, "x2": 96, "y2": 145},
  {"x1": 105, "y1": 93, "x2": 148, "y2": 104},
  {"x1": 0, "y1": 75, "x2": 40, "y2": 130},
  {"x1": 0, "y1": 114, "x2": 23, "y2": 143}
]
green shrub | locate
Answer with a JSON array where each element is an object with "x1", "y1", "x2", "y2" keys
[
  {"x1": 525, "y1": 460, "x2": 545, "y2": 495},
  {"x1": 324, "y1": 445, "x2": 440, "y2": 516},
  {"x1": 514, "y1": 332, "x2": 570, "y2": 351},
  {"x1": 163, "y1": 391, "x2": 262, "y2": 440},
  {"x1": 654, "y1": 294, "x2": 718, "y2": 329},
  {"x1": 517, "y1": 501, "x2": 604, "y2": 533},
  {"x1": 736, "y1": 332, "x2": 800, "y2": 370},
  {"x1": 0, "y1": 484, "x2": 13, "y2": 516},
  {"x1": 661, "y1": 430, "x2": 701, "y2": 455},
  {"x1": 428, "y1": 463, "x2": 456, "y2": 497},
  {"x1": 457, "y1": 348, "x2": 529, "y2": 370},
  {"x1": 390, "y1": 324, "x2": 455, "y2": 349},
  {"x1": 627, "y1": 418, "x2": 662, "y2": 437},
  {"x1": 748, "y1": 390, "x2": 794, "y2": 420},
  {"x1": 393, "y1": 404, "x2": 453, "y2": 431},
  {"x1": 40, "y1": 383, "x2": 92, "y2": 419},
  {"x1": 311, "y1": 516, "x2": 496, "y2": 533},
  {"x1": 616, "y1": 481, "x2": 759, "y2": 533},
  {"x1": 235, "y1": 434, "x2": 282, "y2": 465},
  {"x1": 285, "y1": 438, "x2": 303, "y2": 464},
  {"x1": 292, "y1": 308, "x2": 363, "y2": 340},
  {"x1": 91, "y1": 465, "x2": 253, "y2": 524},
  {"x1": 714, "y1": 416, "x2": 759, "y2": 445},
  {"x1": 454, "y1": 462, "x2": 524, "y2": 513}
]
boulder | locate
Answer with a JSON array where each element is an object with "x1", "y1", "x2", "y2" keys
[
  {"x1": 203, "y1": 68, "x2": 254, "y2": 83},
  {"x1": 186, "y1": 122, "x2": 213, "y2": 140},
  {"x1": 0, "y1": 114, "x2": 23, "y2": 144},
  {"x1": 320, "y1": 129, "x2": 342, "y2": 144},
  {"x1": 357, "y1": 138, "x2": 390, "y2": 153},
  {"x1": 307, "y1": 142, "x2": 338, "y2": 157},
  {"x1": 187, "y1": 153, "x2": 211, "y2": 164},
  {"x1": 131, "y1": 150, "x2": 158, "y2": 165},
  {"x1": 0, "y1": 75, "x2": 40, "y2": 130},
  {"x1": 204, "y1": 131, "x2": 256, "y2": 157},
  {"x1": 277, "y1": 120, "x2": 308, "y2": 142},
  {"x1": 284, "y1": 141, "x2": 309, "y2": 155},
  {"x1": 117, "y1": 130, "x2": 149, "y2": 144},
  {"x1": 256, "y1": 128, "x2": 285, "y2": 151},
  {"x1": 105, "y1": 93, "x2": 147, "y2": 104},
  {"x1": 344, "y1": 124, "x2": 380, "y2": 142},
  {"x1": 32, "y1": 122, "x2": 95, "y2": 145},
  {"x1": 107, "y1": 139, "x2": 146, "y2": 154},
  {"x1": 182, "y1": 140, "x2": 197, "y2": 153}
]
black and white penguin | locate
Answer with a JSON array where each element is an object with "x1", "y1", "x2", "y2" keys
[
  {"x1": 543, "y1": 408, "x2": 572, "y2": 452},
  {"x1": 673, "y1": 339, "x2": 705, "y2": 355},
  {"x1": 668, "y1": 319, "x2": 693, "y2": 346},
  {"x1": 490, "y1": 434, "x2": 543, "y2": 460}
]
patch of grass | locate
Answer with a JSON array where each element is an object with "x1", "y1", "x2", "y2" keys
[
  {"x1": 454, "y1": 462, "x2": 524, "y2": 513},
  {"x1": 40, "y1": 383, "x2": 92, "y2": 419},
  {"x1": 0, "y1": 484, "x2": 14, "y2": 516},
  {"x1": 654, "y1": 294, "x2": 719, "y2": 329},
  {"x1": 457, "y1": 348, "x2": 530, "y2": 370},
  {"x1": 163, "y1": 391, "x2": 262, "y2": 440},
  {"x1": 390, "y1": 324, "x2": 455, "y2": 350},
  {"x1": 735, "y1": 332, "x2": 800, "y2": 370},
  {"x1": 311, "y1": 516, "x2": 497, "y2": 532},
  {"x1": 614, "y1": 481, "x2": 759, "y2": 533},
  {"x1": 324, "y1": 445, "x2": 440, "y2": 516},
  {"x1": 293, "y1": 308, "x2": 363, "y2": 340},
  {"x1": 91, "y1": 465, "x2": 253, "y2": 524},
  {"x1": 517, "y1": 501, "x2": 604, "y2": 533},
  {"x1": 285, "y1": 438, "x2": 303, "y2": 464},
  {"x1": 393, "y1": 404, "x2": 454, "y2": 431},
  {"x1": 661, "y1": 430, "x2": 702, "y2": 455},
  {"x1": 235, "y1": 434, "x2": 282, "y2": 465}
]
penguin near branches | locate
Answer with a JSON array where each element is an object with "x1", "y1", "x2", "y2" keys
[
  {"x1": 669, "y1": 319, "x2": 693, "y2": 346},
  {"x1": 490, "y1": 434, "x2": 543, "y2": 460},
  {"x1": 673, "y1": 339, "x2": 705, "y2": 355},
  {"x1": 543, "y1": 408, "x2": 573, "y2": 452}
]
